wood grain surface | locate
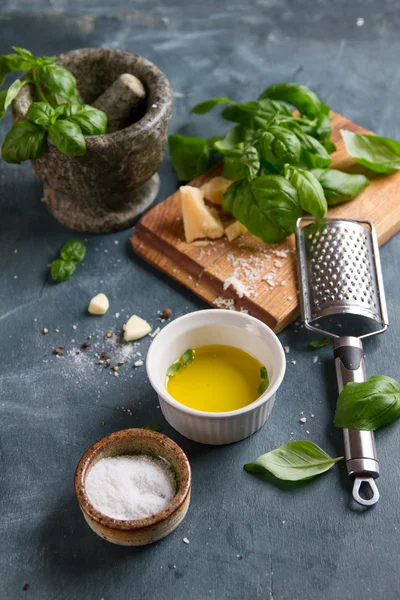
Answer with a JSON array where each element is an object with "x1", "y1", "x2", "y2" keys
[{"x1": 132, "y1": 112, "x2": 400, "y2": 332}]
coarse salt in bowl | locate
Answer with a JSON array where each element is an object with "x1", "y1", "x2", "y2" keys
[{"x1": 146, "y1": 309, "x2": 286, "y2": 445}]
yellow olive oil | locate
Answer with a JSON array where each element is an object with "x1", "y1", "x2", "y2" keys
[{"x1": 166, "y1": 344, "x2": 268, "y2": 412}]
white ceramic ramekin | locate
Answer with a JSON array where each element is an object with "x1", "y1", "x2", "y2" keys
[{"x1": 146, "y1": 309, "x2": 286, "y2": 445}]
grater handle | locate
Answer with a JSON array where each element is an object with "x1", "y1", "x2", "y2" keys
[{"x1": 334, "y1": 336, "x2": 380, "y2": 507}]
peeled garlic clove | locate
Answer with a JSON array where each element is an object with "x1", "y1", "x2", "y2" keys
[
  {"x1": 123, "y1": 315, "x2": 152, "y2": 341},
  {"x1": 88, "y1": 293, "x2": 109, "y2": 315}
]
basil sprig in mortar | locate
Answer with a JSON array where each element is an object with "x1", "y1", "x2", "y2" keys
[
  {"x1": 0, "y1": 46, "x2": 107, "y2": 163},
  {"x1": 169, "y1": 82, "x2": 400, "y2": 244}
]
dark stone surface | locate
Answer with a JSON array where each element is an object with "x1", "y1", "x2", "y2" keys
[{"x1": 1, "y1": 1, "x2": 400, "y2": 599}]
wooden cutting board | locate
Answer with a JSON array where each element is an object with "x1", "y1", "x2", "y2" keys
[{"x1": 132, "y1": 112, "x2": 400, "y2": 332}]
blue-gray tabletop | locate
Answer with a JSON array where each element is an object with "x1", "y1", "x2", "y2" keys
[{"x1": 1, "y1": 1, "x2": 400, "y2": 599}]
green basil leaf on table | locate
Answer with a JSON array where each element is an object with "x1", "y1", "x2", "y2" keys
[
  {"x1": 60, "y1": 239, "x2": 86, "y2": 263},
  {"x1": 0, "y1": 79, "x2": 28, "y2": 121},
  {"x1": 166, "y1": 362, "x2": 181, "y2": 377},
  {"x1": 309, "y1": 338, "x2": 331, "y2": 348},
  {"x1": 259, "y1": 82, "x2": 326, "y2": 119},
  {"x1": 260, "y1": 126, "x2": 302, "y2": 165},
  {"x1": 310, "y1": 168, "x2": 369, "y2": 205},
  {"x1": 298, "y1": 133, "x2": 332, "y2": 168},
  {"x1": 1, "y1": 120, "x2": 47, "y2": 163},
  {"x1": 192, "y1": 97, "x2": 234, "y2": 114},
  {"x1": 27, "y1": 102, "x2": 56, "y2": 126},
  {"x1": 181, "y1": 348, "x2": 194, "y2": 366},
  {"x1": 334, "y1": 375, "x2": 400, "y2": 431},
  {"x1": 11, "y1": 46, "x2": 33, "y2": 59},
  {"x1": 50, "y1": 259, "x2": 76, "y2": 283},
  {"x1": 214, "y1": 124, "x2": 254, "y2": 153},
  {"x1": 221, "y1": 99, "x2": 291, "y2": 128},
  {"x1": 168, "y1": 134, "x2": 210, "y2": 181},
  {"x1": 63, "y1": 104, "x2": 108, "y2": 136},
  {"x1": 341, "y1": 129, "x2": 400, "y2": 174},
  {"x1": 289, "y1": 167, "x2": 327, "y2": 219},
  {"x1": 222, "y1": 175, "x2": 300, "y2": 242},
  {"x1": 38, "y1": 63, "x2": 77, "y2": 98},
  {"x1": 322, "y1": 139, "x2": 337, "y2": 154},
  {"x1": 0, "y1": 54, "x2": 33, "y2": 85},
  {"x1": 48, "y1": 119, "x2": 86, "y2": 156},
  {"x1": 244, "y1": 441, "x2": 342, "y2": 481}
]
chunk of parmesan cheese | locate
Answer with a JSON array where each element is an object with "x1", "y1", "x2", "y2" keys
[
  {"x1": 88, "y1": 293, "x2": 109, "y2": 315},
  {"x1": 225, "y1": 220, "x2": 247, "y2": 242},
  {"x1": 123, "y1": 315, "x2": 152, "y2": 341},
  {"x1": 180, "y1": 186, "x2": 224, "y2": 242},
  {"x1": 200, "y1": 176, "x2": 233, "y2": 205}
]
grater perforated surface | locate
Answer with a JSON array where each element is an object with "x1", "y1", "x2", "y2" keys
[{"x1": 298, "y1": 220, "x2": 383, "y2": 324}]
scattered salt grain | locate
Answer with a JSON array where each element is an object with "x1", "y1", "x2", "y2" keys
[
  {"x1": 287, "y1": 296, "x2": 293, "y2": 301},
  {"x1": 150, "y1": 327, "x2": 161, "y2": 338},
  {"x1": 223, "y1": 275, "x2": 248, "y2": 298},
  {"x1": 134, "y1": 360, "x2": 144, "y2": 367},
  {"x1": 104, "y1": 249, "x2": 108, "y2": 254},
  {"x1": 306, "y1": 430, "x2": 310, "y2": 435},
  {"x1": 85, "y1": 455, "x2": 175, "y2": 520},
  {"x1": 14, "y1": 249, "x2": 18, "y2": 254},
  {"x1": 313, "y1": 356, "x2": 318, "y2": 363},
  {"x1": 311, "y1": 414, "x2": 315, "y2": 418},
  {"x1": 72, "y1": 324, "x2": 78, "y2": 330},
  {"x1": 114, "y1": 240, "x2": 119, "y2": 245},
  {"x1": 13, "y1": 275, "x2": 18, "y2": 279},
  {"x1": 115, "y1": 312, "x2": 120, "y2": 319},
  {"x1": 281, "y1": 280, "x2": 287, "y2": 286},
  {"x1": 300, "y1": 417, "x2": 307, "y2": 424},
  {"x1": 183, "y1": 537, "x2": 190, "y2": 544},
  {"x1": 291, "y1": 360, "x2": 296, "y2": 365},
  {"x1": 356, "y1": 17, "x2": 364, "y2": 26},
  {"x1": 284, "y1": 346, "x2": 290, "y2": 354}
]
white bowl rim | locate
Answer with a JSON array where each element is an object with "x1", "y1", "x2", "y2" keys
[{"x1": 146, "y1": 309, "x2": 286, "y2": 419}]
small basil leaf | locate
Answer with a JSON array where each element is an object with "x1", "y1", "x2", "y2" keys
[
  {"x1": 323, "y1": 139, "x2": 337, "y2": 154},
  {"x1": 222, "y1": 155, "x2": 245, "y2": 180},
  {"x1": 260, "y1": 126, "x2": 301, "y2": 165},
  {"x1": 38, "y1": 64, "x2": 77, "y2": 97},
  {"x1": 221, "y1": 99, "x2": 290, "y2": 128},
  {"x1": 11, "y1": 46, "x2": 33, "y2": 59},
  {"x1": 63, "y1": 104, "x2": 107, "y2": 135},
  {"x1": 181, "y1": 348, "x2": 194, "y2": 366},
  {"x1": 207, "y1": 135, "x2": 222, "y2": 150},
  {"x1": 310, "y1": 168, "x2": 369, "y2": 206},
  {"x1": 1, "y1": 120, "x2": 47, "y2": 163},
  {"x1": 27, "y1": 102, "x2": 55, "y2": 126},
  {"x1": 299, "y1": 134, "x2": 332, "y2": 168},
  {"x1": 168, "y1": 134, "x2": 210, "y2": 181},
  {"x1": 48, "y1": 119, "x2": 86, "y2": 156},
  {"x1": 50, "y1": 259, "x2": 76, "y2": 283},
  {"x1": 341, "y1": 129, "x2": 400, "y2": 174},
  {"x1": 259, "y1": 82, "x2": 326, "y2": 119},
  {"x1": 242, "y1": 145, "x2": 260, "y2": 179},
  {"x1": 143, "y1": 424, "x2": 162, "y2": 431},
  {"x1": 334, "y1": 375, "x2": 400, "y2": 431},
  {"x1": 289, "y1": 167, "x2": 327, "y2": 219},
  {"x1": 166, "y1": 362, "x2": 181, "y2": 377},
  {"x1": 192, "y1": 97, "x2": 234, "y2": 114},
  {"x1": 257, "y1": 379, "x2": 269, "y2": 395},
  {"x1": 0, "y1": 54, "x2": 33, "y2": 84},
  {"x1": 60, "y1": 239, "x2": 86, "y2": 263},
  {"x1": 215, "y1": 125, "x2": 254, "y2": 153},
  {"x1": 260, "y1": 366, "x2": 268, "y2": 379},
  {"x1": 250, "y1": 441, "x2": 342, "y2": 481},
  {"x1": 309, "y1": 338, "x2": 331, "y2": 348},
  {"x1": 0, "y1": 79, "x2": 27, "y2": 120}
]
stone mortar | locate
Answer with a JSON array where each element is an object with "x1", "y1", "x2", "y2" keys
[{"x1": 12, "y1": 48, "x2": 172, "y2": 233}]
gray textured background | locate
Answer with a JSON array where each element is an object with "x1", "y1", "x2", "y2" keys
[{"x1": 1, "y1": 1, "x2": 400, "y2": 599}]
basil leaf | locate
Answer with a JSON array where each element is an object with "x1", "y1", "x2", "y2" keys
[
  {"x1": 323, "y1": 139, "x2": 337, "y2": 154},
  {"x1": 299, "y1": 134, "x2": 332, "y2": 168},
  {"x1": 334, "y1": 376, "x2": 400, "y2": 431},
  {"x1": 60, "y1": 239, "x2": 86, "y2": 263},
  {"x1": 222, "y1": 156, "x2": 245, "y2": 180},
  {"x1": 168, "y1": 134, "x2": 210, "y2": 181},
  {"x1": 341, "y1": 129, "x2": 400, "y2": 174},
  {"x1": 260, "y1": 126, "x2": 301, "y2": 165},
  {"x1": 309, "y1": 338, "x2": 331, "y2": 348},
  {"x1": 260, "y1": 366, "x2": 268, "y2": 379},
  {"x1": 215, "y1": 125, "x2": 254, "y2": 153},
  {"x1": 27, "y1": 102, "x2": 55, "y2": 126},
  {"x1": 38, "y1": 64, "x2": 77, "y2": 98},
  {"x1": 192, "y1": 97, "x2": 233, "y2": 114},
  {"x1": 143, "y1": 424, "x2": 162, "y2": 431},
  {"x1": 0, "y1": 54, "x2": 33, "y2": 84},
  {"x1": 289, "y1": 167, "x2": 327, "y2": 219},
  {"x1": 311, "y1": 168, "x2": 369, "y2": 206},
  {"x1": 63, "y1": 104, "x2": 107, "y2": 135},
  {"x1": 243, "y1": 462, "x2": 268, "y2": 474},
  {"x1": 207, "y1": 135, "x2": 222, "y2": 150},
  {"x1": 221, "y1": 99, "x2": 291, "y2": 128},
  {"x1": 241, "y1": 145, "x2": 260, "y2": 179},
  {"x1": 223, "y1": 175, "x2": 300, "y2": 241},
  {"x1": 181, "y1": 348, "x2": 194, "y2": 366},
  {"x1": 11, "y1": 46, "x2": 33, "y2": 59},
  {"x1": 247, "y1": 441, "x2": 342, "y2": 481},
  {"x1": 50, "y1": 259, "x2": 76, "y2": 283},
  {"x1": 0, "y1": 79, "x2": 27, "y2": 120},
  {"x1": 259, "y1": 82, "x2": 326, "y2": 119},
  {"x1": 167, "y1": 362, "x2": 181, "y2": 377},
  {"x1": 1, "y1": 120, "x2": 47, "y2": 163},
  {"x1": 48, "y1": 119, "x2": 86, "y2": 156},
  {"x1": 257, "y1": 379, "x2": 269, "y2": 395}
]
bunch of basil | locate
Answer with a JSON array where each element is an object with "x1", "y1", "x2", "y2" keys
[
  {"x1": 0, "y1": 47, "x2": 107, "y2": 163},
  {"x1": 169, "y1": 83, "x2": 400, "y2": 243}
]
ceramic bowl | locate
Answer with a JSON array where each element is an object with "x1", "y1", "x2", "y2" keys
[
  {"x1": 74, "y1": 428, "x2": 191, "y2": 546},
  {"x1": 146, "y1": 309, "x2": 286, "y2": 445}
]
